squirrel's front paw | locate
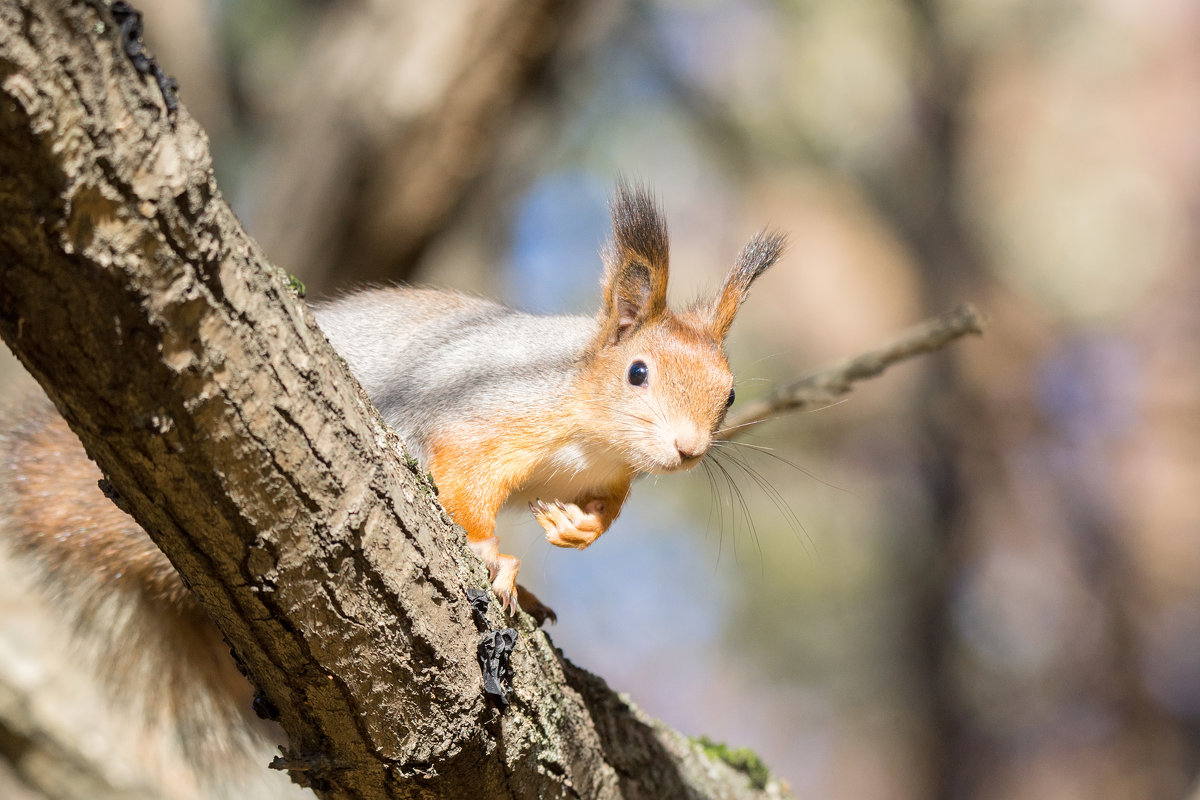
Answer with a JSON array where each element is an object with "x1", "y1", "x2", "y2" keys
[{"x1": 530, "y1": 499, "x2": 605, "y2": 550}]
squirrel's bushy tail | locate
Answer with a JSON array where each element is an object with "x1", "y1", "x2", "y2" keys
[{"x1": 0, "y1": 392, "x2": 288, "y2": 795}]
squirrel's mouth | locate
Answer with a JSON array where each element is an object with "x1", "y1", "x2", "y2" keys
[{"x1": 647, "y1": 449, "x2": 705, "y2": 475}]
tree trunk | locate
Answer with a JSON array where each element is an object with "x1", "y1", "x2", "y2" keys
[{"x1": 0, "y1": 2, "x2": 787, "y2": 798}]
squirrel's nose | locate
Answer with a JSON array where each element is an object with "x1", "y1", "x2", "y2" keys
[{"x1": 674, "y1": 432, "x2": 708, "y2": 462}]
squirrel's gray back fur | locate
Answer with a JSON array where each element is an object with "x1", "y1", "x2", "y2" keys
[{"x1": 313, "y1": 287, "x2": 598, "y2": 465}]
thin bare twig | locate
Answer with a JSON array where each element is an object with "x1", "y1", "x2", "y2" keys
[{"x1": 718, "y1": 303, "x2": 985, "y2": 440}]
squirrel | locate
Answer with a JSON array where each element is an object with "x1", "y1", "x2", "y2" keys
[
  {"x1": 0, "y1": 183, "x2": 784, "y2": 775},
  {"x1": 315, "y1": 183, "x2": 785, "y2": 620}
]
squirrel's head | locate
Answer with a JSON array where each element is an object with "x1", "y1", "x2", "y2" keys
[{"x1": 584, "y1": 182, "x2": 786, "y2": 474}]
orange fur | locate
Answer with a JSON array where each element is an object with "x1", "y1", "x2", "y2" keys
[
  {"x1": 8, "y1": 404, "x2": 188, "y2": 604},
  {"x1": 429, "y1": 419, "x2": 543, "y2": 543},
  {"x1": 426, "y1": 409, "x2": 634, "y2": 615},
  {"x1": 427, "y1": 409, "x2": 635, "y2": 542}
]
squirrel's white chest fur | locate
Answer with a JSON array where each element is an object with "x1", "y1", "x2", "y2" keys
[{"x1": 507, "y1": 439, "x2": 629, "y2": 507}]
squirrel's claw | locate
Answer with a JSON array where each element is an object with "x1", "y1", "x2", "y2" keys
[
  {"x1": 469, "y1": 535, "x2": 554, "y2": 623},
  {"x1": 491, "y1": 552, "x2": 521, "y2": 615}
]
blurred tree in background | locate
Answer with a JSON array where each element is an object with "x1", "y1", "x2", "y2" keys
[{"x1": 2, "y1": 0, "x2": 1198, "y2": 798}]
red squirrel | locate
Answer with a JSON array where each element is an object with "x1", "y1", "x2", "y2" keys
[
  {"x1": 315, "y1": 183, "x2": 784, "y2": 619},
  {"x1": 0, "y1": 183, "x2": 783, "y2": 760}
]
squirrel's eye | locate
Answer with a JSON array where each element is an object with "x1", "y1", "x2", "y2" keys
[
  {"x1": 628, "y1": 360, "x2": 649, "y2": 386},
  {"x1": 726, "y1": 388, "x2": 736, "y2": 408}
]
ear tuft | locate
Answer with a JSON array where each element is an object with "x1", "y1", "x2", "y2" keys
[
  {"x1": 598, "y1": 181, "x2": 671, "y2": 346},
  {"x1": 609, "y1": 181, "x2": 670, "y2": 272},
  {"x1": 705, "y1": 229, "x2": 787, "y2": 340}
]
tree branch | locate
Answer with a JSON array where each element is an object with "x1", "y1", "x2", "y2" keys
[
  {"x1": 0, "y1": 2, "x2": 788, "y2": 798},
  {"x1": 719, "y1": 303, "x2": 984, "y2": 439}
]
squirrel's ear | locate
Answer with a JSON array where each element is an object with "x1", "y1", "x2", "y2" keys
[
  {"x1": 703, "y1": 230, "x2": 787, "y2": 340},
  {"x1": 598, "y1": 182, "x2": 670, "y2": 346}
]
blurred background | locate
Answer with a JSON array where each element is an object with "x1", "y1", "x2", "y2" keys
[{"x1": 2, "y1": 0, "x2": 1199, "y2": 798}]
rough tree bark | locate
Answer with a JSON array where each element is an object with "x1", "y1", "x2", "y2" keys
[{"x1": 0, "y1": 2, "x2": 789, "y2": 798}]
